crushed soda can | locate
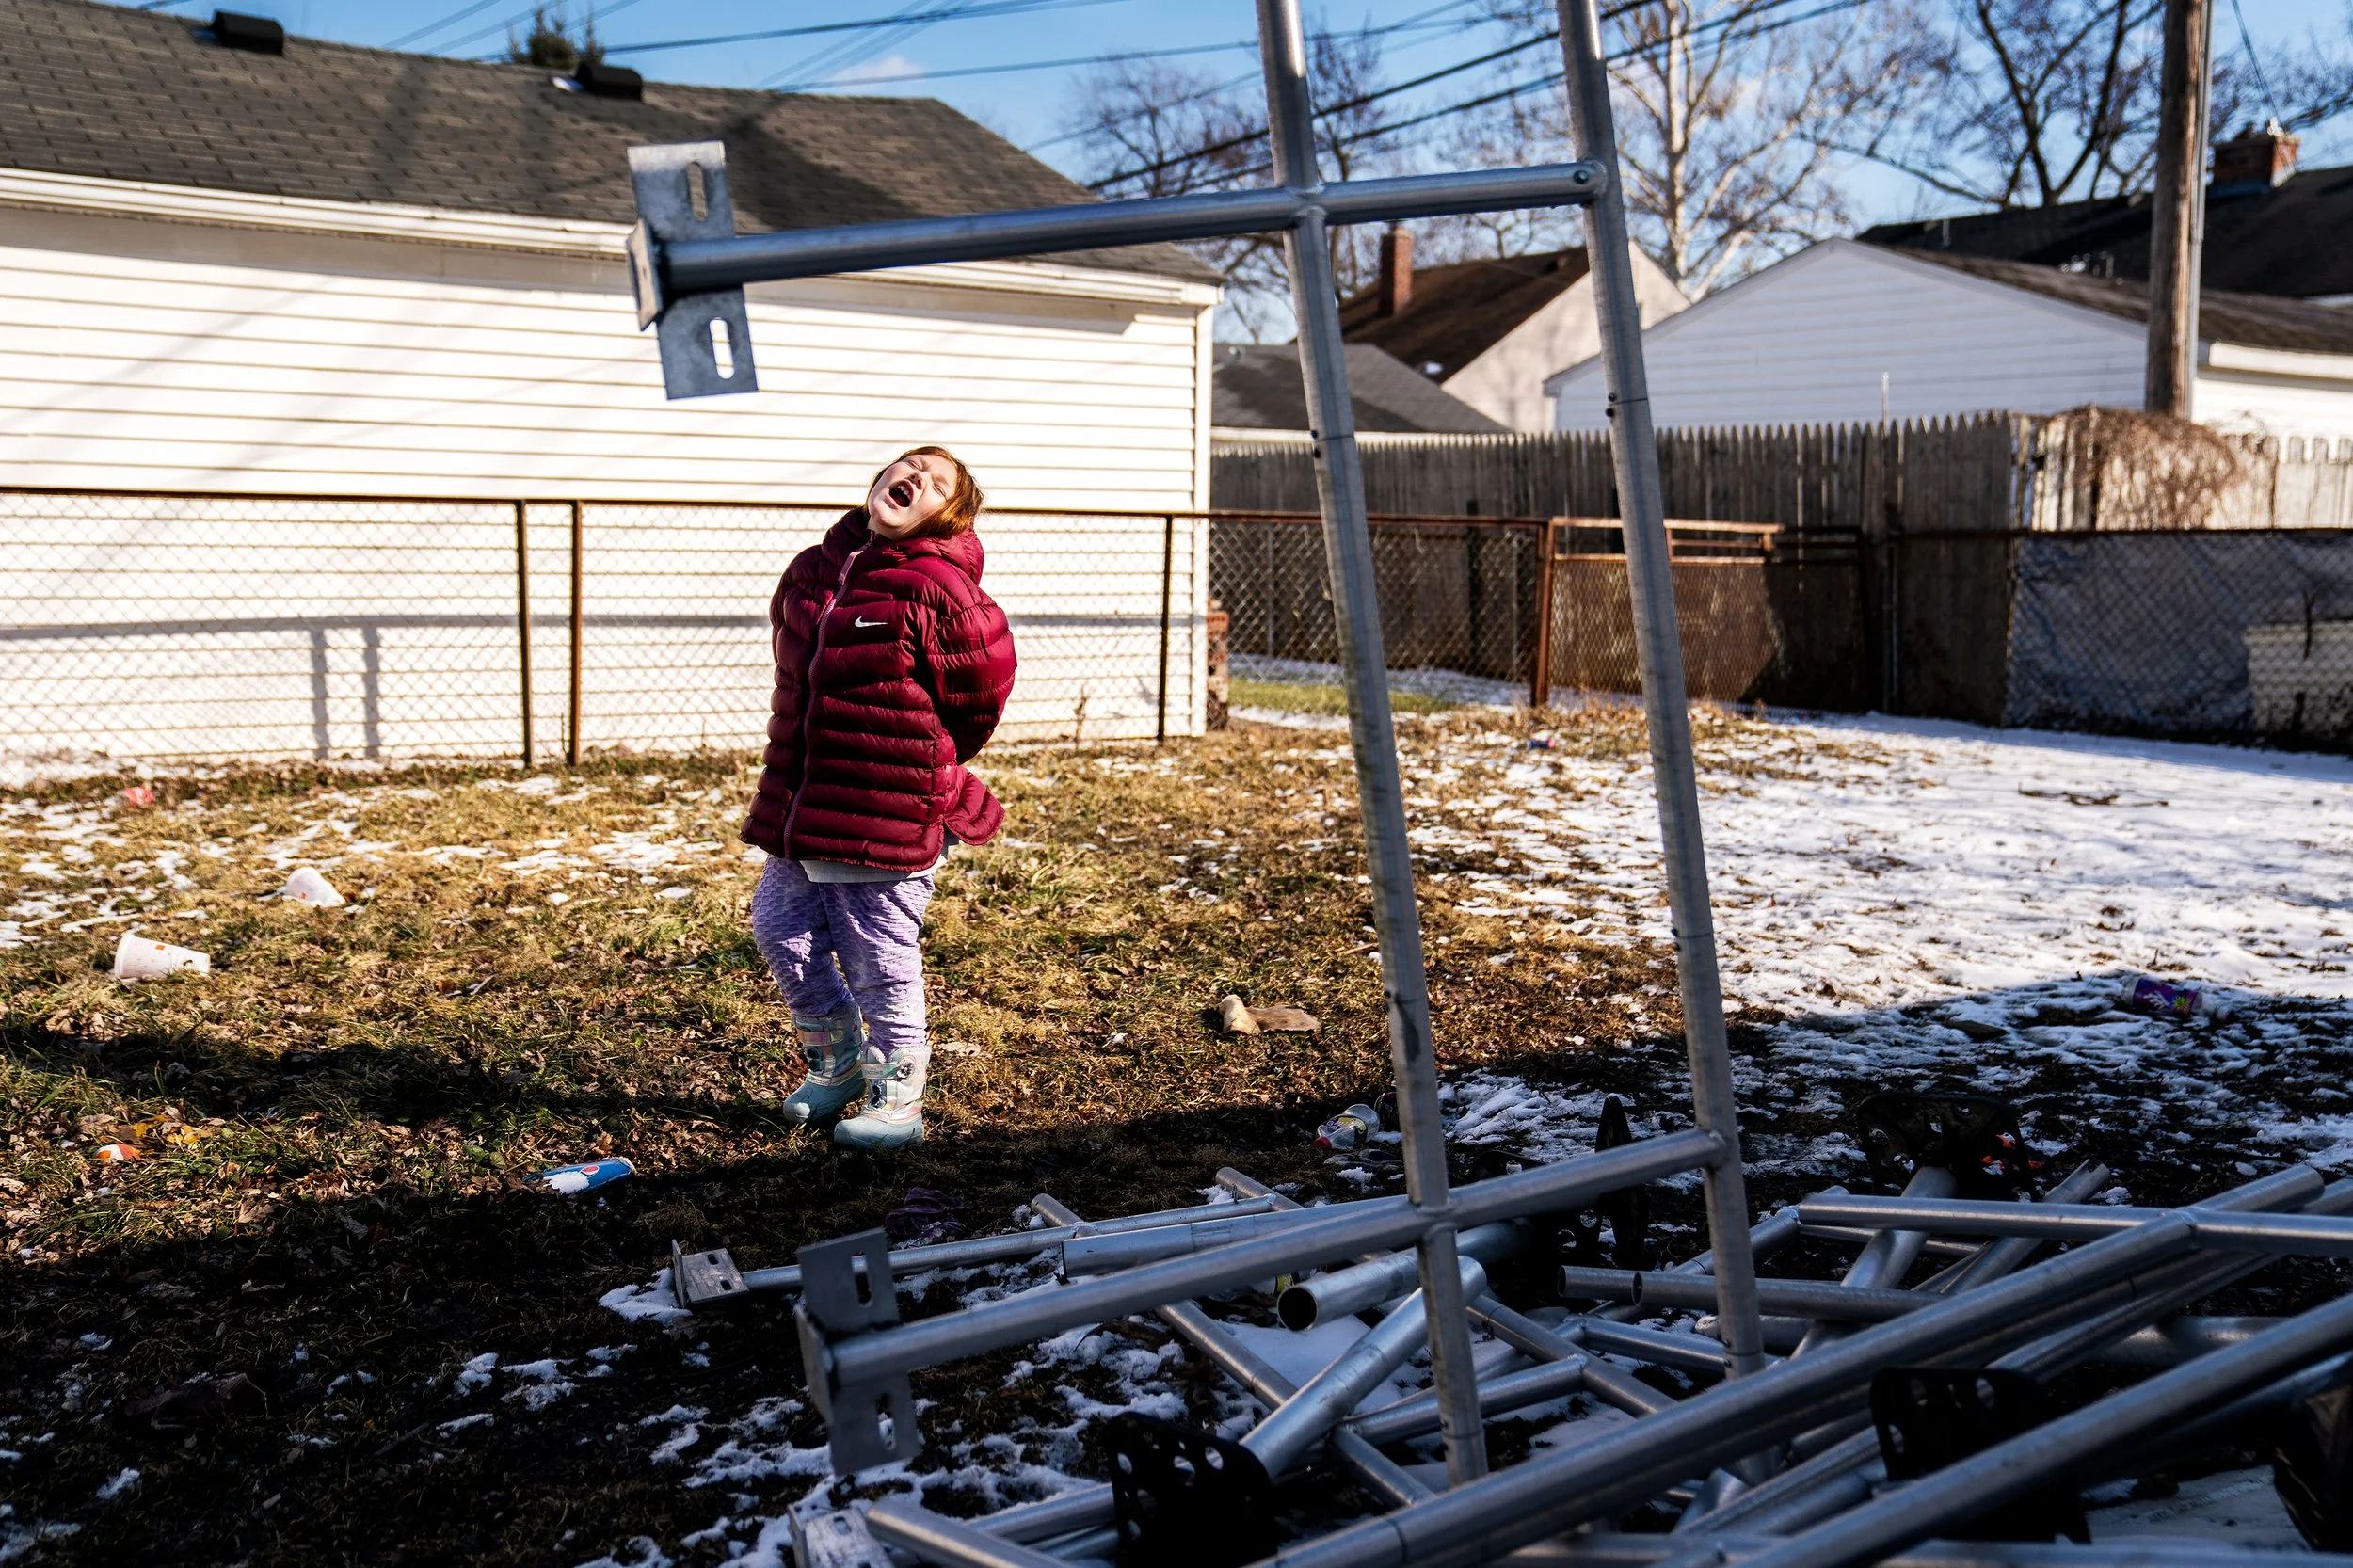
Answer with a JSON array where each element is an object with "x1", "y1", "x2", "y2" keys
[
  {"x1": 2123, "y1": 976, "x2": 2222, "y2": 1020},
  {"x1": 1315, "y1": 1102, "x2": 1382, "y2": 1152},
  {"x1": 526, "y1": 1158, "x2": 634, "y2": 1195}
]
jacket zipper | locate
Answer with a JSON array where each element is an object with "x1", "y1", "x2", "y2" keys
[{"x1": 778, "y1": 542, "x2": 867, "y2": 855}]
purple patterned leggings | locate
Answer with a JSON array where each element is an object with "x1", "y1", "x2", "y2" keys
[{"x1": 749, "y1": 856, "x2": 934, "y2": 1057}]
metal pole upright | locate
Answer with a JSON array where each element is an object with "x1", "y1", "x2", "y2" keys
[
  {"x1": 515, "y1": 500, "x2": 535, "y2": 766},
  {"x1": 1553, "y1": 0, "x2": 1768, "y2": 1388},
  {"x1": 1257, "y1": 0, "x2": 1489, "y2": 1485}
]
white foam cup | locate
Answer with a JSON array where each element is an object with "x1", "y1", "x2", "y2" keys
[
  {"x1": 113, "y1": 932, "x2": 212, "y2": 981},
  {"x1": 279, "y1": 868, "x2": 346, "y2": 906}
]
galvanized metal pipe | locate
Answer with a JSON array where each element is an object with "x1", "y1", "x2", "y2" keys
[
  {"x1": 1803, "y1": 1192, "x2": 2353, "y2": 1256},
  {"x1": 1350, "y1": 1358, "x2": 1591, "y2": 1446},
  {"x1": 742, "y1": 1194, "x2": 1287, "y2": 1293},
  {"x1": 1550, "y1": 0, "x2": 1766, "y2": 1393},
  {"x1": 1593, "y1": 1201, "x2": 1812, "y2": 1324},
  {"x1": 1062, "y1": 1211, "x2": 1305, "y2": 1276},
  {"x1": 1792, "y1": 1168, "x2": 1955, "y2": 1356},
  {"x1": 1280, "y1": 1224, "x2": 1526, "y2": 1330},
  {"x1": 1469, "y1": 1297, "x2": 1673, "y2": 1417},
  {"x1": 1244, "y1": 1166, "x2": 2322, "y2": 1568},
  {"x1": 871, "y1": 1496, "x2": 1082, "y2": 1568},
  {"x1": 1562, "y1": 1269, "x2": 1928, "y2": 1323},
  {"x1": 659, "y1": 163, "x2": 1604, "y2": 295},
  {"x1": 1513, "y1": 1532, "x2": 2353, "y2": 1567},
  {"x1": 1247, "y1": 1258, "x2": 1488, "y2": 1478},
  {"x1": 811, "y1": 1130, "x2": 1719, "y2": 1400},
  {"x1": 1929, "y1": 1162, "x2": 2110, "y2": 1294},
  {"x1": 1256, "y1": 0, "x2": 1491, "y2": 1487},
  {"x1": 1725, "y1": 1292, "x2": 2353, "y2": 1568}
]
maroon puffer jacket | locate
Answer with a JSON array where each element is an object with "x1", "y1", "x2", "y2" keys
[{"x1": 741, "y1": 511, "x2": 1017, "y2": 869}]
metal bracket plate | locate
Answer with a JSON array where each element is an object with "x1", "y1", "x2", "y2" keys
[
  {"x1": 790, "y1": 1506, "x2": 893, "y2": 1568},
  {"x1": 797, "y1": 1229, "x2": 919, "y2": 1472},
  {"x1": 625, "y1": 140, "x2": 758, "y2": 399},
  {"x1": 669, "y1": 1240, "x2": 747, "y2": 1310}
]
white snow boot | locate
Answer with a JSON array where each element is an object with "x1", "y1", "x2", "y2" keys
[
  {"x1": 833, "y1": 1043, "x2": 930, "y2": 1150},
  {"x1": 782, "y1": 1006, "x2": 865, "y2": 1126}
]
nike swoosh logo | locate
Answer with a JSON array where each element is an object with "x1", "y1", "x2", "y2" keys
[{"x1": 854, "y1": 616, "x2": 888, "y2": 629}]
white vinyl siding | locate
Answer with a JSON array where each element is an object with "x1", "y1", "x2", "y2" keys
[
  {"x1": 1442, "y1": 247, "x2": 1689, "y2": 432},
  {"x1": 0, "y1": 207, "x2": 1214, "y2": 510},
  {"x1": 1547, "y1": 239, "x2": 2353, "y2": 440},
  {"x1": 0, "y1": 193, "x2": 1217, "y2": 758}
]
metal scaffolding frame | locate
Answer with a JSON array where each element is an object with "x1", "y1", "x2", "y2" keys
[{"x1": 615, "y1": 0, "x2": 2353, "y2": 1563}]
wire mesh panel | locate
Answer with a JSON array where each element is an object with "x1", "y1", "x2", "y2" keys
[
  {"x1": 2004, "y1": 529, "x2": 2353, "y2": 744},
  {"x1": 1541, "y1": 521, "x2": 1783, "y2": 703},
  {"x1": 0, "y1": 490, "x2": 532, "y2": 761},
  {"x1": 1208, "y1": 514, "x2": 1544, "y2": 688}
]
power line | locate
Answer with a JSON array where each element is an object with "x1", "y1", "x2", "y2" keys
[
  {"x1": 383, "y1": 0, "x2": 505, "y2": 50},
  {"x1": 593, "y1": 0, "x2": 1127, "y2": 58},
  {"x1": 766, "y1": 40, "x2": 1256, "y2": 95},
  {"x1": 1085, "y1": 0, "x2": 1869, "y2": 191},
  {"x1": 440, "y1": 0, "x2": 647, "y2": 57}
]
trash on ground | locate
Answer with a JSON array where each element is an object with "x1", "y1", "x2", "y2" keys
[
  {"x1": 1314, "y1": 1102, "x2": 1381, "y2": 1151},
  {"x1": 2123, "y1": 975, "x2": 2226, "y2": 1020},
  {"x1": 1217, "y1": 994, "x2": 1320, "y2": 1035},
  {"x1": 526, "y1": 1159, "x2": 635, "y2": 1195},
  {"x1": 112, "y1": 932, "x2": 211, "y2": 981},
  {"x1": 126, "y1": 1372, "x2": 264, "y2": 1430},
  {"x1": 116, "y1": 785, "x2": 155, "y2": 809},
  {"x1": 1527, "y1": 734, "x2": 1556, "y2": 750},
  {"x1": 274, "y1": 868, "x2": 346, "y2": 906},
  {"x1": 886, "y1": 1187, "x2": 970, "y2": 1246},
  {"x1": 94, "y1": 1143, "x2": 140, "y2": 1162}
]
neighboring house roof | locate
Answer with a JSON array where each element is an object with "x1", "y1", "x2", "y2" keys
[
  {"x1": 0, "y1": 0, "x2": 1214, "y2": 282},
  {"x1": 1899, "y1": 248, "x2": 2353, "y2": 357},
  {"x1": 1213, "y1": 343, "x2": 1509, "y2": 434},
  {"x1": 1859, "y1": 164, "x2": 2353, "y2": 301},
  {"x1": 1337, "y1": 248, "x2": 1591, "y2": 379}
]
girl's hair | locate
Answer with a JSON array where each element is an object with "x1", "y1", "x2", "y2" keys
[{"x1": 870, "y1": 445, "x2": 984, "y2": 540}]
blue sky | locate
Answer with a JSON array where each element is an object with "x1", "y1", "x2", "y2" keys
[{"x1": 124, "y1": 0, "x2": 2353, "y2": 224}]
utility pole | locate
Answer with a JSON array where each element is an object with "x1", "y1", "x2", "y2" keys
[{"x1": 2145, "y1": 0, "x2": 2213, "y2": 417}]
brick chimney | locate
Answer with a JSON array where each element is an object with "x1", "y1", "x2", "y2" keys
[
  {"x1": 1376, "y1": 225, "x2": 1413, "y2": 316},
  {"x1": 2212, "y1": 120, "x2": 2298, "y2": 194}
]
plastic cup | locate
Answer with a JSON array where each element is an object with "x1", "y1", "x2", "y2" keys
[
  {"x1": 278, "y1": 868, "x2": 346, "y2": 907},
  {"x1": 113, "y1": 932, "x2": 212, "y2": 981}
]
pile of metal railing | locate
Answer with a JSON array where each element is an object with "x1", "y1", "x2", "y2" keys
[{"x1": 666, "y1": 1117, "x2": 2353, "y2": 1568}]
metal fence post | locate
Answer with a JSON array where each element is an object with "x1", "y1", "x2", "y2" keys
[
  {"x1": 1531, "y1": 518, "x2": 1559, "y2": 709},
  {"x1": 568, "y1": 500, "x2": 584, "y2": 767},
  {"x1": 1258, "y1": 0, "x2": 1489, "y2": 1486},
  {"x1": 514, "y1": 500, "x2": 534, "y2": 766},
  {"x1": 1157, "y1": 512, "x2": 1175, "y2": 744},
  {"x1": 1556, "y1": 0, "x2": 1769, "y2": 1399}
]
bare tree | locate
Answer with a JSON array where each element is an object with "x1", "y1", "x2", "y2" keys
[
  {"x1": 1458, "y1": 0, "x2": 1931, "y2": 294},
  {"x1": 1849, "y1": 0, "x2": 2350, "y2": 210},
  {"x1": 1067, "y1": 24, "x2": 1405, "y2": 337}
]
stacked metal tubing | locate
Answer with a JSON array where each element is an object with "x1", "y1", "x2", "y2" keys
[{"x1": 820, "y1": 1160, "x2": 2353, "y2": 1568}]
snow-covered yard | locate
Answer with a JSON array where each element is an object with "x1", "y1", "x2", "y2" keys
[{"x1": 600, "y1": 711, "x2": 2353, "y2": 1558}]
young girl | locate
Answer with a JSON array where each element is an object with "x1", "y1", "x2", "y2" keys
[{"x1": 743, "y1": 447, "x2": 1016, "y2": 1148}]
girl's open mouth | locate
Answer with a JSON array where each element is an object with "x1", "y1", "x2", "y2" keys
[{"x1": 888, "y1": 479, "x2": 917, "y2": 509}]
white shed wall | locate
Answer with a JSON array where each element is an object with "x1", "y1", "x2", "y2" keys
[
  {"x1": 2194, "y1": 370, "x2": 2353, "y2": 440},
  {"x1": 0, "y1": 200, "x2": 1216, "y2": 511},
  {"x1": 0, "y1": 185, "x2": 1219, "y2": 758},
  {"x1": 1547, "y1": 241, "x2": 2144, "y2": 432}
]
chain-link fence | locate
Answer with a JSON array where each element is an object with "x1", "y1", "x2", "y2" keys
[
  {"x1": 2005, "y1": 529, "x2": 2353, "y2": 744},
  {"x1": 1208, "y1": 513, "x2": 1545, "y2": 691},
  {"x1": 0, "y1": 489, "x2": 1205, "y2": 764}
]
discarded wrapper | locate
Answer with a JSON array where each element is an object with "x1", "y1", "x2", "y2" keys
[
  {"x1": 118, "y1": 785, "x2": 156, "y2": 809},
  {"x1": 95, "y1": 1143, "x2": 141, "y2": 1162},
  {"x1": 113, "y1": 932, "x2": 211, "y2": 981},
  {"x1": 276, "y1": 868, "x2": 346, "y2": 907},
  {"x1": 2122, "y1": 975, "x2": 2225, "y2": 1021},
  {"x1": 1316, "y1": 1102, "x2": 1381, "y2": 1151},
  {"x1": 1217, "y1": 994, "x2": 1321, "y2": 1036},
  {"x1": 526, "y1": 1158, "x2": 635, "y2": 1195}
]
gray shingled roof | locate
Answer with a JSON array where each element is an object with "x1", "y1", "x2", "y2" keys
[
  {"x1": 0, "y1": 0, "x2": 1216, "y2": 282},
  {"x1": 1861, "y1": 164, "x2": 2353, "y2": 302},
  {"x1": 1900, "y1": 248, "x2": 2353, "y2": 357},
  {"x1": 1213, "y1": 343, "x2": 1509, "y2": 433}
]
